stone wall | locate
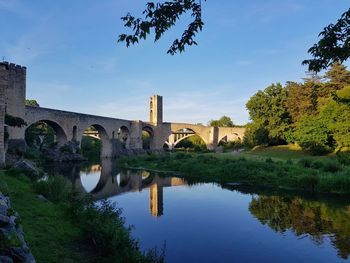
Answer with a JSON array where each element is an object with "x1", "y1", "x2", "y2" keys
[
  {"x1": 0, "y1": 192, "x2": 36, "y2": 263},
  {"x1": 0, "y1": 64, "x2": 7, "y2": 167}
]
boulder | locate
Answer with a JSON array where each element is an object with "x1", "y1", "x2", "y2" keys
[
  {"x1": 0, "y1": 256, "x2": 14, "y2": 263},
  {"x1": 13, "y1": 160, "x2": 39, "y2": 177}
]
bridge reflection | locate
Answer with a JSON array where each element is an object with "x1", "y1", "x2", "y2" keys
[{"x1": 46, "y1": 159, "x2": 186, "y2": 218}]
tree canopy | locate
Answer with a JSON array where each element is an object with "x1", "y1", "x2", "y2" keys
[
  {"x1": 208, "y1": 116, "x2": 234, "y2": 127},
  {"x1": 303, "y1": 8, "x2": 350, "y2": 72},
  {"x1": 245, "y1": 64, "x2": 350, "y2": 154}
]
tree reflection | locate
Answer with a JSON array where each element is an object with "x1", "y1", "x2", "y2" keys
[{"x1": 249, "y1": 196, "x2": 350, "y2": 259}]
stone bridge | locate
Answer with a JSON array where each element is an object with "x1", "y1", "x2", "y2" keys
[{"x1": 0, "y1": 62, "x2": 245, "y2": 162}]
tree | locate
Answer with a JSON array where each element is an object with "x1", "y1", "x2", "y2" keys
[
  {"x1": 246, "y1": 83, "x2": 291, "y2": 145},
  {"x1": 293, "y1": 114, "x2": 333, "y2": 155},
  {"x1": 285, "y1": 81, "x2": 320, "y2": 123},
  {"x1": 208, "y1": 116, "x2": 234, "y2": 127},
  {"x1": 324, "y1": 62, "x2": 350, "y2": 86},
  {"x1": 118, "y1": 0, "x2": 205, "y2": 55},
  {"x1": 303, "y1": 8, "x2": 350, "y2": 72}
]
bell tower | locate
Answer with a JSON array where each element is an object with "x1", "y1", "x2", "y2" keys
[{"x1": 149, "y1": 95, "x2": 163, "y2": 125}]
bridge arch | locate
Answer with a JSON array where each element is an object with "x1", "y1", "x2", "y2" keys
[
  {"x1": 164, "y1": 127, "x2": 208, "y2": 150},
  {"x1": 25, "y1": 119, "x2": 68, "y2": 147},
  {"x1": 142, "y1": 125, "x2": 154, "y2": 150},
  {"x1": 118, "y1": 126, "x2": 130, "y2": 149}
]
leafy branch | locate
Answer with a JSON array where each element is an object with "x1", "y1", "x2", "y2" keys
[
  {"x1": 303, "y1": 8, "x2": 350, "y2": 72},
  {"x1": 118, "y1": 0, "x2": 205, "y2": 55}
]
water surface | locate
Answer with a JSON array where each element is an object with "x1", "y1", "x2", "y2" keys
[{"x1": 47, "y1": 159, "x2": 350, "y2": 263}]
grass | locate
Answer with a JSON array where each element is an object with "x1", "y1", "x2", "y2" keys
[
  {"x1": 118, "y1": 149, "x2": 350, "y2": 195},
  {"x1": 239, "y1": 145, "x2": 334, "y2": 161},
  {"x1": 0, "y1": 171, "x2": 82, "y2": 263},
  {"x1": 0, "y1": 170, "x2": 164, "y2": 263}
]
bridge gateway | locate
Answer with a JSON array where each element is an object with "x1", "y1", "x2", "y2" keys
[{"x1": 0, "y1": 62, "x2": 245, "y2": 164}]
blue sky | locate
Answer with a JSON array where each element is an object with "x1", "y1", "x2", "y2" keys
[{"x1": 0, "y1": 0, "x2": 349, "y2": 125}]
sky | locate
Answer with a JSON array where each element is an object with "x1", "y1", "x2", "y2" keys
[{"x1": 0, "y1": 0, "x2": 349, "y2": 125}]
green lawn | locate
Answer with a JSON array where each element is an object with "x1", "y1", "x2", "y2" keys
[{"x1": 0, "y1": 172, "x2": 83, "y2": 263}]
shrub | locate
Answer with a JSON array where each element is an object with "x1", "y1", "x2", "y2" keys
[
  {"x1": 34, "y1": 176, "x2": 71, "y2": 202},
  {"x1": 299, "y1": 173, "x2": 319, "y2": 192},
  {"x1": 265, "y1": 157, "x2": 274, "y2": 163},
  {"x1": 336, "y1": 150, "x2": 350, "y2": 166},
  {"x1": 298, "y1": 158, "x2": 312, "y2": 168},
  {"x1": 70, "y1": 196, "x2": 165, "y2": 263},
  {"x1": 322, "y1": 161, "x2": 340, "y2": 173},
  {"x1": 59, "y1": 144, "x2": 73, "y2": 154}
]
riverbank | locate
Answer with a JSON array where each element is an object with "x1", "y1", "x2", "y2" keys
[
  {"x1": 0, "y1": 169, "x2": 164, "y2": 263},
  {"x1": 118, "y1": 151, "x2": 350, "y2": 195}
]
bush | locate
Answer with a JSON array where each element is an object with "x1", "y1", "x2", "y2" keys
[
  {"x1": 322, "y1": 161, "x2": 340, "y2": 173},
  {"x1": 298, "y1": 158, "x2": 312, "y2": 168},
  {"x1": 336, "y1": 150, "x2": 350, "y2": 166},
  {"x1": 299, "y1": 173, "x2": 319, "y2": 192},
  {"x1": 70, "y1": 197, "x2": 165, "y2": 263},
  {"x1": 59, "y1": 144, "x2": 73, "y2": 154},
  {"x1": 265, "y1": 157, "x2": 274, "y2": 163},
  {"x1": 34, "y1": 176, "x2": 71, "y2": 202}
]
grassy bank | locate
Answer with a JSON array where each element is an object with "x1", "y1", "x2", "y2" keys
[
  {"x1": 0, "y1": 171, "x2": 82, "y2": 263},
  {"x1": 118, "y1": 150, "x2": 350, "y2": 195},
  {"x1": 0, "y1": 169, "x2": 164, "y2": 263}
]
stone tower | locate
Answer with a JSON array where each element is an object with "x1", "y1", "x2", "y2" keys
[
  {"x1": 149, "y1": 95, "x2": 163, "y2": 125},
  {"x1": 0, "y1": 62, "x2": 27, "y2": 151},
  {"x1": 0, "y1": 63, "x2": 8, "y2": 166}
]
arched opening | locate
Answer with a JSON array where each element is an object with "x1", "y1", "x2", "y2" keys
[
  {"x1": 81, "y1": 124, "x2": 109, "y2": 161},
  {"x1": 167, "y1": 128, "x2": 206, "y2": 152},
  {"x1": 72, "y1": 126, "x2": 77, "y2": 141},
  {"x1": 218, "y1": 133, "x2": 243, "y2": 151},
  {"x1": 117, "y1": 126, "x2": 130, "y2": 149},
  {"x1": 25, "y1": 120, "x2": 67, "y2": 151},
  {"x1": 142, "y1": 126, "x2": 153, "y2": 150}
]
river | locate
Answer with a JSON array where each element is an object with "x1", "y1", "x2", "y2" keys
[{"x1": 46, "y1": 159, "x2": 350, "y2": 263}]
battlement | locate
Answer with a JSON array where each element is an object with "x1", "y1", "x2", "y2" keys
[{"x1": 0, "y1": 62, "x2": 26, "y2": 73}]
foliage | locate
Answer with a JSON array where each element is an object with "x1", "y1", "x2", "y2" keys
[
  {"x1": 120, "y1": 153, "x2": 350, "y2": 194},
  {"x1": 118, "y1": 0, "x2": 205, "y2": 55},
  {"x1": 208, "y1": 116, "x2": 234, "y2": 127},
  {"x1": 293, "y1": 115, "x2": 333, "y2": 155},
  {"x1": 249, "y1": 195, "x2": 350, "y2": 259},
  {"x1": 285, "y1": 81, "x2": 320, "y2": 123},
  {"x1": 1, "y1": 169, "x2": 164, "y2": 263},
  {"x1": 34, "y1": 175, "x2": 71, "y2": 203},
  {"x1": 303, "y1": 8, "x2": 350, "y2": 72},
  {"x1": 142, "y1": 131, "x2": 151, "y2": 150},
  {"x1": 81, "y1": 136, "x2": 101, "y2": 161},
  {"x1": 70, "y1": 195, "x2": 165, "y2": 263},
  {"x1": 246, "y1": 83, "x2": 291, "y2": 145},
  {"x1": 336, "y1": 150, "x2": 350, "y2": 166},
  {"x1": 0, "y1": 171, "x2": 82, "y2": 262},
  {"x1": 5, "y1": 114, "x2": 27, "y2": 127},
  {"x1": 175, "y1": 134, "x2": 206, "y2": 151},
  {"x1": 25, "y1": 121, "x2": 56, "y2": 150},
  {"x1": 324, "y1": 62, "x2": 350, "y2": 85},
  {"x1": 25, "y1": 99, "x2": 40, "y2": 107}
]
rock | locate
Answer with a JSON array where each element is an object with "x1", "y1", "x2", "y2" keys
[
  {"x1": 0, "y1": 256, "x2": 14, "y2": 263},
  {"x1": 13, "y1": 160, "x2": 39, "y2": 177},
  {"x1": 36, "y1": 195, "x2": 47, "y2": 202},
  {"x1": 0, "y1": 204, "x2": 8, "y2": 216},
  {"x1": 0, "y1": 215, "x2": 10, "y2": 227},
  {"x1": 10, "y1": 247, "x2": 36, "y2": 263}
]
